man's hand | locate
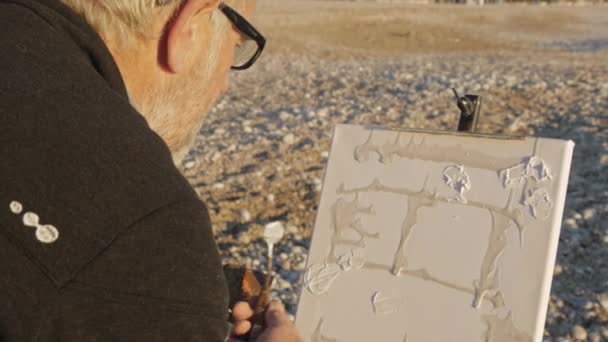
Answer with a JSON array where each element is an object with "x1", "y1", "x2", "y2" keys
[
  {"x1": 230, "y1": 301, "x2": 254, "y2": 337},
  {"x1": 228, "y1": 301, "x2": 303, "y2": 342}
]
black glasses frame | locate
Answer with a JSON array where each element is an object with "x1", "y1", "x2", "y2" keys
[{"x1": 219, "y1": 3, "x2": 266, "y2": 70}]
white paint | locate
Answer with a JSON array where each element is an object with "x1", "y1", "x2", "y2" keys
[
  {"x1": 311, "y1": 317, "x2": 338, "y2": 342},
  {"x1": 337, "y1": 249, "x2": 366, "y2": 272},
  {"x1": 443, "y1": 164, "x2": 472, "y2": 204},
  {"x1": 524, "y1": 188, "x2": 554, "y2": 220},
  {"x1": 10, "y1": 201, "x2": 23, "y2": 214},
  {"x1": 499, "y1": 156, "x2": 553, "y2": 188},
  {"x1": 372, "y1": 291, "x2": 404, "y2": 315},
  {"x1": 482, "y1": 311, "x2": 532, "y2": 341},
  {"x1": 264, "y1": 221, "x2": 285, "y2": 245},
  {"x1": 304, "y1": 262, "x2": 342, "y2": 295},
  {"x1": 264, "y1": 221, "x2": 285, "y2": 257}
]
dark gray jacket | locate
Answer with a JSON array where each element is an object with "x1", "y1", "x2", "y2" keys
[{"x1": 0, "y1": 0, "x2": 230, "y2": 340}]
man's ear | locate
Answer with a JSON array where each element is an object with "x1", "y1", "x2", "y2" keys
[{"x1": 164, "y1": 0, "x2": 221, "y2": 73}]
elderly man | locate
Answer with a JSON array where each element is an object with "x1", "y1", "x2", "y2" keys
[{"x1": 0, "y1": 0, "x2": 301, "y2": 341}]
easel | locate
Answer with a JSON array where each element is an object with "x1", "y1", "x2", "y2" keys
[{"x1": 223, "y1": 88, "x2": 485, "y2": 340}]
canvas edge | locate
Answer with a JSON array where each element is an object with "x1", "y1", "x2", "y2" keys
[
  {"x1": 533, "y1": 139, "x2": 576, "y2": 342},
  {"x1": 293, "y1": 123, "x2": 345, "y2": 329}
]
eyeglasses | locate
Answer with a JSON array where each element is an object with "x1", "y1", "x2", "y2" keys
[
  {"x1": 155, "y1": 1, "x2": 266, "y2": 70},
  {"x1": 219, "y1": 3, "x2": 266, "y2": 70}
]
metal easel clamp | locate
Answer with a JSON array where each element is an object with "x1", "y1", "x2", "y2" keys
[{"x1": 452, "y1": 88, "x2": 482, "y2": 133}]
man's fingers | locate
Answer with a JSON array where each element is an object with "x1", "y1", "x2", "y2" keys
[
  {"x1": 232, "y1": 301, "x2": 254, "y2": 321},
  {"x1": 232, "y1": 320, "x2": 252, "y2": 336},
  {"x1": 264, "y1": 301, "x2": 290, "y2": 327}
]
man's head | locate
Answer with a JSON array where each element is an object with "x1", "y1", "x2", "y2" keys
[{"x1": 61, "y1": 0, "x2": 258, "y2": 165}]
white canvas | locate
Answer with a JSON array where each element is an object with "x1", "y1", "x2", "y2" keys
[{"x1": 295, "y1": 124, "x2": 574, "y2": 342}]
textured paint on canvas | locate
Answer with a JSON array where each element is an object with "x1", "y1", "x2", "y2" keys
[{"x1": 295, "y1": 124, "x2": 574, "y2": 342}]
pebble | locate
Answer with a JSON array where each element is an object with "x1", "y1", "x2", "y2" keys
[
  {"x1": 582, "y1": 208, "x2": 595, "y2": 220},
  {"x1": 293, "y1": 259, "x2": 307, "y2": 271},
  {"x1": 504, "y1": 75, "x2": 518, "y2": 87},
  {"x1": 285, "y1": 271, "x2": 300, "y2": 283},
  {"x1": 237, "y1": 232, "x2": 250, "y2": 244},
  {"x1": 183, "y1": 160, "x2": 196, "y2": 169},
  {"x1": 599, "y1": 294, "x2": 608, "y2": 311},
  {"x1": 572, "y1": 325, "x2": 587, "y2": 340},
  {"x1": 286, "y1": 225, "x2": 299, "y2": 235},
  {"x1": 275, "y1": 277, "x2": 291, "y2": 290},
  {"x1": 317, "y1": 108, "x2": 329, "y2": 118},
  {"x1": 553, "y1": 264, "x2": 563, "y2": 276},
  {"x1": 240, "y1": 209, "x2": 252, "y2": 221},
  {"x1": 564, "y1": 218, "x2": 578, "y2": 229},
  {"x1": 283, "y1": 133, "x2": 296, "y2": 145},
  {"x1": 589, "y1": 332, "x2": 601, "y2": 342}
]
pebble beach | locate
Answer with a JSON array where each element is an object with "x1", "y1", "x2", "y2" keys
[{"x1": 178, "y1": 1, "x2": 608, "y2": 340}]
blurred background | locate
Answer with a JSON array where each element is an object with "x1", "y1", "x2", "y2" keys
[{"x1": 177, "y1": 1, "x2": 608, "y2": 340}]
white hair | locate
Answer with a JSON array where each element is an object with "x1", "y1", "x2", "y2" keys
[{"x1": 60, "y1": 0, "x2": 240, "y2": 50}]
